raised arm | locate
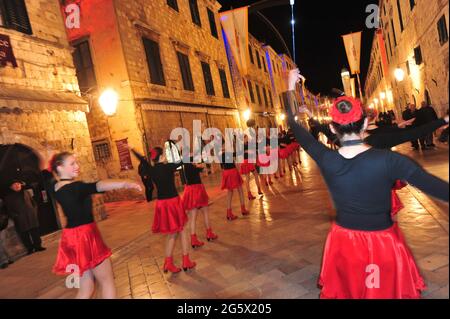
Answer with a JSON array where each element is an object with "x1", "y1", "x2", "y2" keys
[
  {"x1": 283, "y1": 70, "x2": 330, "y2": 163},
  {"x1": 366, "y1": 117, "x2": 448, "y2": 149},
  {"x1": 96, "y1": 180, "x2": 142, "y2": 193},
  {"x1": 388, "y1": 151, "x2": 448, "y2": 202}
]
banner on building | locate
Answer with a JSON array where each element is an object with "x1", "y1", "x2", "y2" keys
[
  {"x1": 342, "y1": 32, "x2": 362, "y2": 75},
  {"x1": 0, "y1": 34, "x2": 18, "y2": 68},
  {"x1": 376, "y1": 29, "x2": 389, "y2": 76},
  {"x1": 350, "y1": 78, "x2": 356, "y2": 98},
  {"x1": 115, "y1": 138, "x2": 133, "y2": 171},
  {"x1": 220, "y1": 7, "x2": 249, "y2": 75}
]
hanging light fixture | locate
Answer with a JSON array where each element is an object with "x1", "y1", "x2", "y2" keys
[{"x1": 99, "y1": 88, "x2": 119, "y2": 116}]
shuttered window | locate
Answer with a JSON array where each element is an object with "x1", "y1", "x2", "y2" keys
[
  {"x1": 189, "y1": 0, "x2": 201, "y2": 27},
  {"x1": 143, "y1": 38, "x2": 166, "y2": 86},
  {"x1": 437, "y1": 15, "x2": 449, "y2": 45},
  {"x1": 72, "y1": 40, "x2": 97, "y2": 94},
  {"x1": 201, "y1": 61, "x2": 215, "y2": 96},
  {"x1": 177, "y1": 52, "x2": 194, "y2": 91},
  {"x1": 207, "y1": 8, "x2": 218, "y2": 38},
  {"x1": 219, "y1": 68, "x2": 230, "y2": 98},
  {"x1": 0, "y1": 0, "x2": 32, "y2": 34},
  {"x1": 248, "y1": 81, "x2": 255, "y2": 103},
  {"x1": 167, "y1": 0, "x2": 178, "y2": 11}
]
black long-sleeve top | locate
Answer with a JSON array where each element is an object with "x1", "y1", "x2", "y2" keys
[
  {"x1": 219, "y1": 151, "x2": 237, "y2": 170},
  {"x1": 132, "y1": 150, "x2": 181, "y2": 200},
  {"x1": 54, "y1": 182, "x2": 101, "y2": 228},
  {"x1": 283, "y1": 91, "x2": 449, "y2": 231},
  {"x1": 183, "y1": 163, "x2": 203, "y2": 185}
]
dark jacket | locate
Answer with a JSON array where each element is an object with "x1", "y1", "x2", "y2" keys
[
  {"x1": 3, "y1": 190, "x2": 39, "y2": 232},
  {"x1": 417, "y1": 105, "x2": 438, "y2": 124},
  {"x1": 402, "y1": 108, "x2": 416, "y2": 121}
]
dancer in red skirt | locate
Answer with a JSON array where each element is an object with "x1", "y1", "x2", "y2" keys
[
  {"x1": 240, "y1": 134, "x2": 263, "y2": 199},
  {"x1": 50, "y1": 152, "x2": 142, "y2": 299},
  {"x1": 181, "y1": 161, "x2": 218, "y2": 248},
  {"x1": 219, "y1": 147, "x2": 250, "y2": 221},
  {"x1": 131, "y1": 148, "x2": 196, "y2": 273},
  {"x1": 257, "y1": 128, "x2": 276, "y2": 185},
  {"x1": 284, "y1": 69, "x2": 448, "y2": 299},
  {"x1": 277, "y1": 129, "x2": 290, "y2": 177},
  {"x1": 287, "y1": 128, "x2": 301, "y2": 168},
  {"x1": 302, "y1": 102, "x2": 450, "y2": 219}
]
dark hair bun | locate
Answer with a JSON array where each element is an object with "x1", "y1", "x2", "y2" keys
[{"x1": 336, "y1": 100, "x2": 353, "y2": 114}]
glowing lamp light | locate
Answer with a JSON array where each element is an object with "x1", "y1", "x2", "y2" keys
[
  {"x1": 294, "y1": 116, "x2": 298, "y2": 121},
  {"x1": 394, "y1": 68, "x2": 405, "y2": 82},
  {"x1": 290, "y1": 0, "x2": 295, "y2": 5},
  {"x1": 373, "y1": 98, "x2": 379, "y2": 104},
  {"x1": 369, "y1": 104, "x2": 374, "y2": 109},
  {"x1": 99, "y1": 89, "x2": 119, "y2": 116},
  {"x1": 243, "y1": 109, "x2": 251, "y2": 121},
  {"x1": 387, "y1": 90, "x2": 394, "y2": 103},
  {"x1": 380, "y1": 91, "x2": 386, "y2": 100},
  {"x1": 280, "y1": 113, "x2": 286, "y2": 121},
  {"x1": 291, "y1": 19, "x2": 295, "y2": 25}
]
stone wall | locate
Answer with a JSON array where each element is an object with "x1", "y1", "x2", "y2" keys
[{"x1": 0, "y1": 109, "x2": 105, "y2": 259}]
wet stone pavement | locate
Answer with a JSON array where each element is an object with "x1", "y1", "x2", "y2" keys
[{"x1": 0, "y1": 144, "x2": 448, "y2": 299}]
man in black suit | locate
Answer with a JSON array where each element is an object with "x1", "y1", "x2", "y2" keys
[
  {"x1": 402, "y1": 103, "x2": 420, "y2": 150},
  {"x1": 417, "y1": 101, "x2": 438, "y2": 148}
]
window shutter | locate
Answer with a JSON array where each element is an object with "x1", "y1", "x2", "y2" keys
[{"x1": 2, "y1": 0, "x2": 32, "y2": 34}]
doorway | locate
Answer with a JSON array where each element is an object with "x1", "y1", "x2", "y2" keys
[{"x1": 0, "y1": 144, "x2": 59, "y2": 236}]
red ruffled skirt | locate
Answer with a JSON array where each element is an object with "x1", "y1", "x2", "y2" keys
[
  {"x1": 278, "y1": 148, "x2": 290, "y2": 159},
  {"x1": 391, "y1": 180, "x2": 407, "y2": 217},
  {"x1": 319, "y1": 223, "x2": 426, "y2": 299},
  {"x1": 286, "y1": 143, "x2": 296, "y2": 154},
  {"x1": 182, "y1": 184, "x2": 209, "y2": 210},
  {"x1": 152, "y1": 196, "x2": 188, "y2": 234},
  {"x1": 53, "y1": 223, "x2": 112, "y2": 277},
  {"x1": 240, "y1": 159, "x2": 256, "y2": 175},
  {"x1": 221, "y1": 168, "x2": 243, "y2": 190},
  {"x1": 257, "y1": 152, "x2": 271, "y2": 167}
]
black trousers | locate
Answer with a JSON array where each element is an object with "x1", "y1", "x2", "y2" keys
[{"x1": 18, "y1": 228, "x2": 42, "y2": 251}]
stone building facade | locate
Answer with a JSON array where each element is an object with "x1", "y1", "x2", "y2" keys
[
  {"x1": 0, "y1": 0, "x2": 104, "y2": 257},
  {"x1": 61, "y1": 0, "x2": 239, "y2": 201},
  {"x1": 365, "y1": 0, "x2": 449, "y2": 117},
  {"x1": 226, "y1": 32, "x2": 300, "y2": 130}
]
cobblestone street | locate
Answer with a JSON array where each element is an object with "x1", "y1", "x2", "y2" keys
[{"x1": 0, "y1": 144, "x2": 448, "y2": 299}]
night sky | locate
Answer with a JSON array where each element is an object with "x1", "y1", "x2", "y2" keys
[{"x1": 219, "y1": 0, "x2": 377, "y2": 96}]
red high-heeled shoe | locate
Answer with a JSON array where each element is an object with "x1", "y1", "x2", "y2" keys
[
  {"x1": 227, "y1": 209, "x2": 238, "y2": 221},
  {"x1": 206, "y1": 228, "x2": 218, "y2": 241},
  {"x1": 163, "y1": 257, "x2": 181, "y2": 274},
  {"x1": 182, "y1": 254, "x2": 196, "y2": 271},
  {"x1": 191, "y1": 234, "x2": 205, "y2": 248},
  {"x1": 241, "y1": 205, "x2": 250, "y2": 216}
]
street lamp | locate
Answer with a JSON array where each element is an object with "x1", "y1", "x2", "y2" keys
[
  {"x1": 99, "y1": 88, "x2": 119, "y2": 116},
  {"x1": 394, "y1": 68, "x2": 405, "y2": 82},
  {"x1": 243, "y1": 109, "x2": 251, "y2": 121}
]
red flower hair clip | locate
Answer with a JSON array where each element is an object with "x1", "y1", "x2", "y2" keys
[
  {"x1": 330, "y1": 96, "x2": 364, "y2": 125},
  {"x1": 149, "y1": 148, "x2": 159, "y2": 160}
]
